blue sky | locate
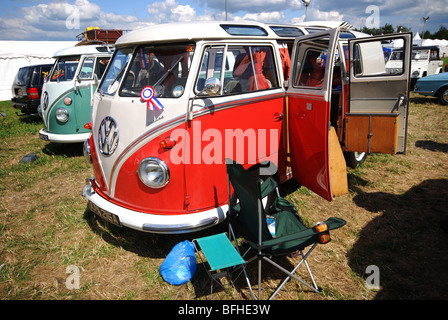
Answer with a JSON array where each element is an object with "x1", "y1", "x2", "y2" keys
[{"x1": 0, "y1": 0, "x2": 446, "y2": 41}]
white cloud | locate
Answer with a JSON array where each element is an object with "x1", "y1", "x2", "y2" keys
[
  {"x1": 147, "y1": 0, "x2": 227, "y2": 23},
  {"x1": 0, "y1": 0, "x2": 446, "y2": 41},
  {"x1": 147, "y1": 0, "x2": 195, "y2": 23},
  {"x1": 307, "y1": 8, "x2": 344, "y2": 23},
  {"x1": 0, "y1": 0, "x2": 143, "y2": 40},
  {"x1": 201, "y1": 0, "x2": 304, "y2": 14},
  {"x1": 236, "y1": 11, "x2": 285, "y2": 23}
]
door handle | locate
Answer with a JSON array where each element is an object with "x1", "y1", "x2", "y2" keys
[{"x1": 273, "y1": 113, "x2": 284, "y2": 121}]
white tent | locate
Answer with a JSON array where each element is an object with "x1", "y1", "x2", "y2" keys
[
  {"x1": 413, "y1": 33, "x2": 422, "y2": 46},
  {"x1": 420, "y1": 38, "x2": 448, "y2": 57},
  {"x1": 0, "y1": 41, "x2": 77, "y2": 101}
]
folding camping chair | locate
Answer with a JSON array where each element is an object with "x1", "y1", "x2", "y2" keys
[
  {"x1": 193, "y1": 231, "x2": 255, "y2": 299},
  {"x1": 225, "y1": 159, "x2": 346, "y2": 300}
]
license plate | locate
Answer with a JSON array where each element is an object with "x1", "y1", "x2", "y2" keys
[
  {"x1": 88, "y1": 201, "x2": 122, "y2": 227},
  {"x1": 39, "y1": 132, "x2": 49, "y2": 141}
]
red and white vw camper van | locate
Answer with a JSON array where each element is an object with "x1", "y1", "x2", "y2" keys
[{"x1": 82, "y1": 21, "x2": 411, "y2": 233}]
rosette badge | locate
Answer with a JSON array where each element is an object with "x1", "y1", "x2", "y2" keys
[{"x1": 140, "y1": 86, "x2": 164, "y2": 111}]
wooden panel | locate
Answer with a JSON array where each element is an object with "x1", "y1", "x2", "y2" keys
[
  {"x1": 344, "y1": 114, "x2": 399, "y2": 154},
  {"x1": 329, "y1": 126, "x2": 348, "y2": 197},
  {"x1": 344, "y1": 116, "x2": 370, "y2": 152}
]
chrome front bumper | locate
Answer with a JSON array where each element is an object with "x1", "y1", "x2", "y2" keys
[
  {"x1": 39, "y1": 128, "x2": 90, "y2": 143},
  {"x1": 82, "y1": 179, "x2": 227, "y2": 234}
]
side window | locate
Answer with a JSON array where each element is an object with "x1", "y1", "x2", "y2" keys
[
  {"x1": 30, "y1": 68, "x2": 41, "y2": 86},
  {"x1": 357, "y1": 39, "x2": 407, "y2": 77},
  {"x1": 197, "y1": 47, "x2": 224, "y2": 92},
  {"x1": 429, "y1": 49, "x2": 439, "y2": 60},
  {"x1": 95, "y1": 57, "x2": 110, "y2": 79},
  {"x1": 196, "y1": 45, "x2": 279, "y2": 95},
  {"x1": 79, "y1": 57, "x2": 95, "y2": 79}
]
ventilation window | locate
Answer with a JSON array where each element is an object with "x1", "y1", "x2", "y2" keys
[{"x1": 220, "y1": 25, "x2": 268, "y2": 36}]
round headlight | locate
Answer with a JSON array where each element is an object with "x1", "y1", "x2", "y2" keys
[
  {"x1": 55, "y1": 107, "x2": 69, "y2": 123},
  {"x1": 137, "y1": 157, "x2": 170, "y2": 188}
]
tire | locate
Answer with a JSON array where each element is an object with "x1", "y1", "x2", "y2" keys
[
  {"x1": 345, "y1": 151, "x2": 367, "y2": 169},
  {"x1": 437, "y1": 86, "x2": 448, "y2": 105}
]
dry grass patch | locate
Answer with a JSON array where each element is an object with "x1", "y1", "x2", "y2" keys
[{"x1": 1, "y1": 92, "x2": 448, "y2": 300}]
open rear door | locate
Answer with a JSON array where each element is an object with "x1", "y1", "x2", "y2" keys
[
  {"x1": 344, "y1": 33, "x2": 412, "y2": 154},
  {"x1": 287, "y1": 28, "x2": 342, "y2": 201}
]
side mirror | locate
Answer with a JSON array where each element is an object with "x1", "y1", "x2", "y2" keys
[
  {"x1": 200, "y1": 77, "x2": 221, "y2": 96},
  {"x1": 188, "y1": 78, "x2": 222, "y2": 121}
]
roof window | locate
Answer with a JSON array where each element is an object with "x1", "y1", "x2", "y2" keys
[{"x1": 220, "y1": 24, "x2": 268, "y2": 36}]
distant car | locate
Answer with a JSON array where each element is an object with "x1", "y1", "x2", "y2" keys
[
  {"x1": 414, "y1": 72, "x2": 448, "y2": 105},
  {"x1": 11, "y1": 64, "x2": 53, "y2": 115},
  {"x1": 409, "y1": 46, "x2": 443, "y2": 89}
]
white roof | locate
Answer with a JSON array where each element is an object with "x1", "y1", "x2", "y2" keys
[
  {"x1": 116, "y1": 21, "x2": 283, "y2": 47},
  {"x1": 52, "y1": 44, "x2": 113, "y2": 58}
]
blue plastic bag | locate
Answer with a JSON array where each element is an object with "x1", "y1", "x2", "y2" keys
[{"x1": 159, "y1": 240, "x2": 197, "y2": 285}]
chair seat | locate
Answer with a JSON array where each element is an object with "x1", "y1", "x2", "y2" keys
[{"x1": 195, "y1": 233, "x2": 246, "y2": 271}]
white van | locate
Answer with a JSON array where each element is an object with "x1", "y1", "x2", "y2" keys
[
  {"x1": 82, "y1": 21, "x2": 411, "y2": 234},
  {"x1": 39, "y1": 45, "x2": 112, "y2": 143}
]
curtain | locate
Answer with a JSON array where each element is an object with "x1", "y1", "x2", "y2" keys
[
  {"x1": 249, "y1": 49, "x2": 269, "y2": 91},
  {"x1": 278, "y1": 43, "x2": 291, "y2": 81}
]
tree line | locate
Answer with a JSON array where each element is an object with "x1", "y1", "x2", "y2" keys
[{"x1": 354, "y1": 24, "x2": 448, "y2": 40}]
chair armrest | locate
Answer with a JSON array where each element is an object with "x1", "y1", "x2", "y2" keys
[
  {"x1": 259, "y1": 229, "x2": 316, "y2": 250},
  {"x1": 258, "y1": 217, "x2": 346, "y2": 250}
]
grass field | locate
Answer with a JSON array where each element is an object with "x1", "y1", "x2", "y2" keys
[{"x1": 1, "y1": 91, "x2": 447, "y2": 300}]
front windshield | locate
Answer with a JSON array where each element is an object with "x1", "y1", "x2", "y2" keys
[
  {"x1": 100, "y1": 44, "x2": 195, "y2": 98},
  {"x1": 98, "y1": 47, "x2": 133, "y2": 95},
  {"x1": 50, "y1": 55, "x2": 80, "y2": 82}
]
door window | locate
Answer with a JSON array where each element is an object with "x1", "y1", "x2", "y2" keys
[
  {"x1": 196, "y1": 45, "x2": 279, "y2": 95},
  {"x1": 291, "y1": 37, "x2": 331, "y2": 90},
  {"x1": 79, "y1": 57, "x2": 95, "y2": 79}
]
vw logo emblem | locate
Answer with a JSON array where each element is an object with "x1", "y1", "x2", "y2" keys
[
  {"x1": 42, "y1": 91, "x2": 49, "y2": 110},
  {"x1": 98, "y1": 116, "x2": 119, "y2": 156}
]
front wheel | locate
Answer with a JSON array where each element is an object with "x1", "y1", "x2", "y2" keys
[
  {"x1": 345, "y1": 151, "x2": 367, "y2": 169},
  {"x1": 437, "y1": 86, "x2": 448, "y2": 105}
]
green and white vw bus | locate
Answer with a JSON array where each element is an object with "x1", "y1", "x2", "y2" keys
[{"x1": 39, "y1": 45, "x2": 112, "y2": 143}]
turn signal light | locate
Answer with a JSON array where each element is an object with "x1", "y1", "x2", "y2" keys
[
  {"x1": 159, "y1": 137, "x2": 176, "y2": 149},
  {"x1": 84, "y1": 122, "x2": 92, "y2": 130}
]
